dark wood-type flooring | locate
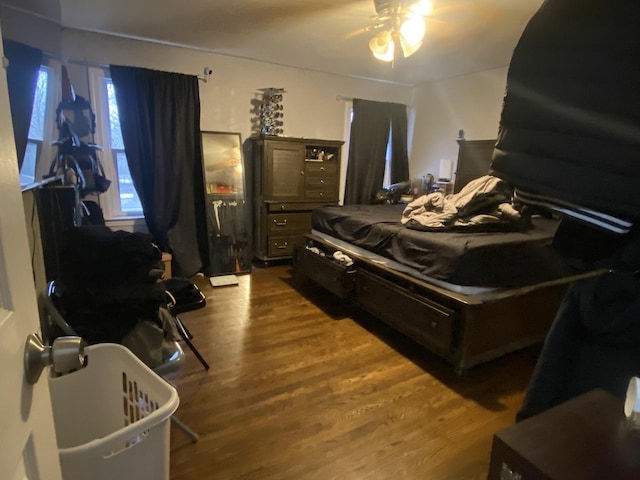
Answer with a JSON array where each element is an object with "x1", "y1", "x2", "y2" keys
[{"x1": 168, "y1": 265, "x2": 540, "y2": 480}]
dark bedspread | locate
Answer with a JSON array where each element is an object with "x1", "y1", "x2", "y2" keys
[{"x1": 312, "y1": 204, "x2": 570, "y2": 287}]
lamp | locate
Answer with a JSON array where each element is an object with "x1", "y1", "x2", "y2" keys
[{"x1": 368, "y1": 0, "x2": 431, "y2": 63}]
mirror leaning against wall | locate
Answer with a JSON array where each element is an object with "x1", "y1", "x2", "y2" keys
[{"x1": 200, "y1": 131, "x2": 251, "y2": 276}]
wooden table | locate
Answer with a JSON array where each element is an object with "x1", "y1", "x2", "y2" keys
[{"x1": 488, "y1": 389, "x2": 640, "y2": 480}]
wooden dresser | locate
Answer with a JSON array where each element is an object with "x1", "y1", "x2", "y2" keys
[{"x1": 250, "y1": 135, "x2": 344, "y2": 262}]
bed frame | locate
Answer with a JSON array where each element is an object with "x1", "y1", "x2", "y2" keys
[
  {"x1": 292, "y1": 139, "x2": 600, "y2": 374},
  {"x1": 294, "y1": 235, "x2": 601, "y2": 374}
]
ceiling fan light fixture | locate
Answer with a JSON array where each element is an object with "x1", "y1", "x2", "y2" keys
[
  {"x1": 367, "y1": 0, "x2": 429, "y2": 63},
  {"x1": 369, "y1": 31, "x2": 395, "y2": 62},
  {"x1": 398, "y1": 34, "x2": 422, "y2": 58},
  {"x1": 399, "y1": 15, "x2": 426, "y2": 47},
  {"x1": 409, "y1": 0, "x2": 433, "y2": 16}
]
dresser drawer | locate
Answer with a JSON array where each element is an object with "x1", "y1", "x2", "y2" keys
[
  {"x1": 293, "y1": 244, "x2": 355, "y2": 300},
  {"x1": 267, "y1": 213, "x2": 311, "y2": 234},
  {"x1": 267, "y1": 235, "x2": 306, "y2": 258},
  {"x1": 305, "y1": 189, "x2": 337, "y2": 202},
  {"x1": 305, "y1": 176, "x2": 337, "y2": 188},
  {"x1": 355, "y1": 269, "x2": 454, "y2": 355},
  {"x1": 305, "y1": 161, "x2": 338, "y2": 175},
  {"x1": 267, "y1": 202, "x2": 331, "y2": 212}
]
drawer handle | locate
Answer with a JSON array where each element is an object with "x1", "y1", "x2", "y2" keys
[
  {"x1": 280, "y1": 205, "x2": 285, "y2": 210},
  {"x1": 320, "y1": 179, "x2": 325, "y2": 184},
  {"x1": 300, "y1": 171, "x2": 305, "y2": 176},
  {"x1": 273, "y1": 219, "x2": 288, "y2": 226},
  {"x1": 319, "y1": 192, "x2": 324, "y2": 197},
  {"x1": 320, "y1": 166, "x2": 325, "y2": 171},
  {"x1": 276, "y1": 242, "x2": 289, "y2": 249},
  {"x1": 500, "y1": 462, "x2": 522, "y2": 480}
]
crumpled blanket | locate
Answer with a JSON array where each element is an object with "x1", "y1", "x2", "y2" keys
[{"x1": 401, "y1": 175, "x2": 522, "y2": 231}]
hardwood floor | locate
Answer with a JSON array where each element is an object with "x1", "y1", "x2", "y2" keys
[{"x1": 168, "y1": 265, "x2": 540, "y2": 480}]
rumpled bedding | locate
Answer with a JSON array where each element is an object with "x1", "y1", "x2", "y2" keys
[{"x1": 401, "y1": 175, "x2": 522, "y2": 231}]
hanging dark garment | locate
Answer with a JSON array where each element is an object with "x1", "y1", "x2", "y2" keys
[
  {"x1": 2, "y1": 39, "x2": 42, "y2": 168},
  {"x1": 110, "y1": 65, "x2": 208, "y2": 276},
  {"x1": 209, "y1": 200, "x2": 248, "y2": 274},
  {"x1": 491, "y1": 0, "x2": 640, "y2": 231}
]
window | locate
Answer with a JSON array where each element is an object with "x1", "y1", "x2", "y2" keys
[
  {"x1": 20, "y1": 67, "x2": 49, "y2": 186},
  {"x1": 90, "y1": 67, "x2": 143, "y2": 219},
  {"x1": 105, "y1": 79, "x2": 142, "y2": 214}
]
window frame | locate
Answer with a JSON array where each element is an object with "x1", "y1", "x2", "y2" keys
[
  {"x1": 19, "y1": 62, "x2": 60, "y2": 186},
  {"x1": 88, "y1": 67, "x2": 143, "y2": 220}
]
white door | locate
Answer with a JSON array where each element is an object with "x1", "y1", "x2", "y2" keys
[{"x1": 0, "y1": 28, "x2": 63, "y2": 480}]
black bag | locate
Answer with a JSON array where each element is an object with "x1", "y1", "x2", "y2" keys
[
  {"x1": 73, "y1": 143, "x2": 111, "y2": 195},
  {"x1": 47, "y1": 141, "x2": 111, "y2": 197}
]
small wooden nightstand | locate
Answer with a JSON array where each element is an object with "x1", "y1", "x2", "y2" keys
[{"x1": 488, "y1": 389, "x2": 640, "y2": 480}]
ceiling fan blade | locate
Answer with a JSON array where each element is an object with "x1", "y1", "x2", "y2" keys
[{"x1": 399, "y1": 34, "x2": 422, "y2": 57}]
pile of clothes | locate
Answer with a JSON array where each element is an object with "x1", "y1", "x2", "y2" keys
[
  {"x1": 51, "y1": 225, "x2": 179, "y2": 368},
  {"x1": 401, "y1": 175, "x2": 525, "y2": 231}
]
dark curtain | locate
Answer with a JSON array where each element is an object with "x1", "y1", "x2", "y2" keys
[
  {"x1": 2, "y1": 39, "x2": 42, "y2": 168},
  {"x1": 344, "y1": 99, "x2": 409, "y2": 205},
  {"x1": 110, "y1": 65, "x2": 207, "y2": 277},
  {"x1": 388, "y1": 103, "x2": 410, "y2": 184}
]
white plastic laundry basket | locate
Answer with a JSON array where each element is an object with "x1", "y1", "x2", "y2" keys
[{"x1": 48, "y1": 343, "x2": 179, "y2": 480}]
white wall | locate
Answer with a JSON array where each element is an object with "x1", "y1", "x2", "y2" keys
[
  {"x1": 57, "y1": 29, "x2": 415, "y2": 211},
  {"x1": 60, "y1": 30, "x2": 413, "y2": 177},
  {"x1": 409, "y1": 67, "x2": 508, "y2": 183},
  {"x1": 0, "y1": 5, "x2": 62, "y2": 57},
  {"x1": 4, "y1": 9, "x2": 515, "y2": 208}
]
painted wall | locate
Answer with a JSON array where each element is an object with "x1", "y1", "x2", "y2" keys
[
  {"x1": 0, "y1": 6, "x2": 62, "y2": 57},
  {"x1": 4, "y1": 7, "x2": 516, "y2": 229},
  {"x1": 60, "y1": 29, "x2": 415, "y2": 202},
  {"x1": 410, "y1": 67, "x2": 508, "y2": 183}
]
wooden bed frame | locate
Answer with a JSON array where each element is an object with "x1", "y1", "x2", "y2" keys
[
  {"x1": 293, "y1": 236, "x2": 599, "y2": 374},
  {"x1": 292, "y1": 139, "x2": 600, "y2": 374}
]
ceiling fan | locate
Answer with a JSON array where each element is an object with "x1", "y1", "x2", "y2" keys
[{"x1": 366, "y1": 0, "x2": 433, "y2": 63}]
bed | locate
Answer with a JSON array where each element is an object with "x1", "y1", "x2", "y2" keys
[{"x1": 292, "y1": 140, "x2": 601, "y2": 374}]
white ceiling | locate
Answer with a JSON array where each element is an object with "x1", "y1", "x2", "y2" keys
[{"x1": 11, "y1": 0, "x2": 544, "y2": 86}]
